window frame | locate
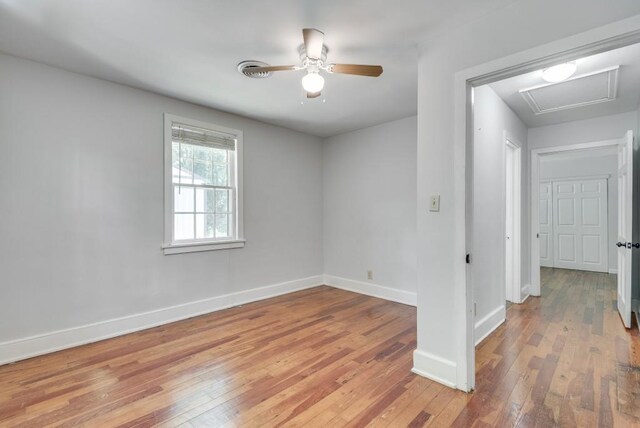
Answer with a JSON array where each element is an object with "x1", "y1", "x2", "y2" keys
[{"x1": 163, "y1": 113, "x2": 244, "y2": 255}]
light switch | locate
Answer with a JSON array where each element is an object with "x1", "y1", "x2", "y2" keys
[{"x1": 430, "y1": 195, "x2": 440, "y2": 212}]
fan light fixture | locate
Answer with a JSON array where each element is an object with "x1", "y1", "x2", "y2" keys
[
  {"x1": 542, "y1": 62, "x2": 577, "y2": 83},
  {"x1": 301, "y1": 72, "x2": 325, "y2": 93},
  {"x1": 237, "y1": 29, "x2": 383, "y2": 99}
]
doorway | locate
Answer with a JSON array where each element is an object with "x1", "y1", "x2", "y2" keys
[
  {"x1": 530, "y1": 140, "x2": 620, "y2": 294},
  {"x1": 459, "y1": 31, "x2": 640, "y2": 391}
]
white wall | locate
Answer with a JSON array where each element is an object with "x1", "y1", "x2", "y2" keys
[
  {"x1": 322, "y1": 116, "x2": 417, "y2": 304},
  {"x1": 472, "y1": 85, "x2": 528, "y2": 343},
  {"x1": 0, "y1": 53, "x2": 323, "y2": 357},
  {"x1": 415, "y1": 2, "x2": 640, "y2": 390},
  {"x1": 528, "y1": 111, "x2": 637, "y2": 150},
  {"x1": 540, "y1": 151, "x2": 619, "y2": 272}
]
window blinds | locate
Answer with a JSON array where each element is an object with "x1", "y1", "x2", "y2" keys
[{"x1": 171, "y1": 123, "x2": 236, "y2": 151}]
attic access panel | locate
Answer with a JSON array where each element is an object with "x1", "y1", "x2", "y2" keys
[{"x1": 520, "y1": 66, "x2": 619, "y2": 115}]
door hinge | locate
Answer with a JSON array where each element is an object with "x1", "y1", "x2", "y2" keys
[{"x1": 466, "y1": 253, "x2": 471, "y2": 264}]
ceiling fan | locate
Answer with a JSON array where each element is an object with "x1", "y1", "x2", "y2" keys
[{"x1": 240, "y1": 28, "x2": 383, "y2": 99}]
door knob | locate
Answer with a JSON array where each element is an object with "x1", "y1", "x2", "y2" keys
[
  {"x1": 616, "y1": 242, "x2": 626, "y2": 247},
  {"x1": 631, "y1": 243, "x2": 640, "y2": 249}
]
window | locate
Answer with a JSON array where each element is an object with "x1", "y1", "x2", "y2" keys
[{"x1": 163, "y1": 114, "x2": 244, "y2": 254}]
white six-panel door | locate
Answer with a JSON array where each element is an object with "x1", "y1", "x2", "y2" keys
[
  {"x1": 552, "y1": 178, "x2": 608, "y2": 272},
  {"x1": 539, "y1": 182, "x2": 553, "y2": 267}
]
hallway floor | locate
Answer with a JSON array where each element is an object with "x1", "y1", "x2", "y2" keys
[{"x1": 468, "y1": 267, "x2": 640, "y2": 426}]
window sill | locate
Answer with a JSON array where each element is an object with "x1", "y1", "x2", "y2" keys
[{"x1": 162, "y1": 239, "x2": 246, "y2": 255}]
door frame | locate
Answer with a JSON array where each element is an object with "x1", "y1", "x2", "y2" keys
[
  {"x1": 504, "y1": 132, "x2": 522, "y2": 304},
  {"x1": 455, "y1": 19, "x2": 640, "y2": 391},
  {"x1": 530, "y1": 141, "x2": 617, "y2": 293},
  {"x1": 539, "y1": 180, "x2": 554, "y2": 268}
]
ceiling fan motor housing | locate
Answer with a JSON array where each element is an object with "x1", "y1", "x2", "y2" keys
[{"x1": 298, "y1": 44, "x2": 328, "y2": 63}]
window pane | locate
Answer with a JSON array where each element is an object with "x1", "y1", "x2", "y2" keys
[
  {"x1": 215, "y1": 189, "x2": 229, "y2": 213},
  {"x1": 193, "y1": 159, "x2": 212, "y2": 185},
  {"x1": 172, "y1": 142, "x2": 181, "y2": 172},
  {"x1": 181, "y1": 158, "x2": 194, "y2": 184},
  {"x1": 201, "y1": 160, "x2": 214, "y2": 185},
  {"x1": 173, "y1": 143, "x2": 194, "y2": 184},
  {"x1": 213, "y1": 162, "x2": 229, "y2": 186},
  {"x1": 173, "y1": 142, "x2": 229, "y2": 186},
  {"x1": 174, "y1": 214, "x2": 194, "y2": 240},
  {"x1": 194, "y1": 145, "x2": 210, "y2": 161},
  {"x1": 195, "y1": 188, "x2": 215, "y2": 213},
  {"x1": 174, "y1": 186, "x2": 194, "y2": 212},
  {"x1": 174, "y1": 143, "x2": 193, "y2": 184},
  {"x1": 215, "y1": 214, "x2": 229, "y2": 238},
  {"x1": 195, "y1": 214, "x2": 215, "y2": 239},
  {"x1": 212, "y1": 149, "x2": 227, "y2": 164}
]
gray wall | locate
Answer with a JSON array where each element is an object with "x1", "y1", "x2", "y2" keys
[
  {"x1": 322, "y1": 116, "x2": 417, "y2": 294},
  {"x1": 0, "y1": 53, "x2": 324, "y2": 343}
]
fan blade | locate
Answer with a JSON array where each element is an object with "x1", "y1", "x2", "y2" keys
[
  {"x1": 303, "y1": 28, "x2": 324, "y2": 59},
  {"x1": 245, "y1": 65, "x2": 297, "y2": 73},
  {"x1": 329, "y1": 64, "x2": 383, "y2": 77},
  {"x1": 306, "y1": 91, "x2": 321, "y2": 99}
]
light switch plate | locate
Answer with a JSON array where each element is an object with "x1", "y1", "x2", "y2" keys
[{"x1": 430, "y1": 195, "x2": 440, "y2": 212}]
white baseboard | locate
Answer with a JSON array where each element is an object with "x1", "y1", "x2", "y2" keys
[
  {"x1": 519, "y1": 284, "x2": 531, "y2": 303},
  {"x1": 323, "y1": 275, "x2": 417, "y2": 306},
  {"x1": 608, "y1": 269, "x2": 618, "y2": 274},
  {"x1": 412, "y1": 349, "x2": 457, "y2": 389},
  {"x1": 474, "y1": 305, "x2": 505, "y2": 346},
  {"x1": 0, "y1": 275, "x2": 324, "y2": 366}
]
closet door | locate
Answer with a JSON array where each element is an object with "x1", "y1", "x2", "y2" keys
[{"x1": 552, "y1": 178, "x2": 608, "y2": 272}]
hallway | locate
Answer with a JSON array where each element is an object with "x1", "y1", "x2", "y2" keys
[{"x1": 467, "y1": 268, "x2": 640, "y2": 426}]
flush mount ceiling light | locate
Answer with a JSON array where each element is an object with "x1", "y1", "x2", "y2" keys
[
  {"x1": 542, "y1": 62, "x2": 577, "y2": 83},
  {"x1": 237, "y1": 28, "x2": 383, "y2": 99}
]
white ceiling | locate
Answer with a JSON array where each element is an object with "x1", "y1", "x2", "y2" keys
[
  {"x1": 489, "y1": 43, "x2": 640, "y2": 128},
  {"x1": 0, "y1": 0, "x2": 515, "y2": 137}
]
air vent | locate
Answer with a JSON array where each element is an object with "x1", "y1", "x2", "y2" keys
[
  {"x1": 520, "y1": 66, "x2": 619, "y2": 115},
  {"x1": 237, "y1": 61, "x2": 272, "y2": 78}
]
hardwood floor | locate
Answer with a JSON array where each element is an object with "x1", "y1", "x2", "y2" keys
[
  {"x1": 470, "y1": 268, "x2": 640, "y2": 427},
  {"x1": 0, "y1": 268, "x2": 638, "y2": 427}
]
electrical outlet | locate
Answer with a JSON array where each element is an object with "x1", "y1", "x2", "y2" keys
[{"x1": 367, "y1": 270, "x2": 373, "y2": 280}]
